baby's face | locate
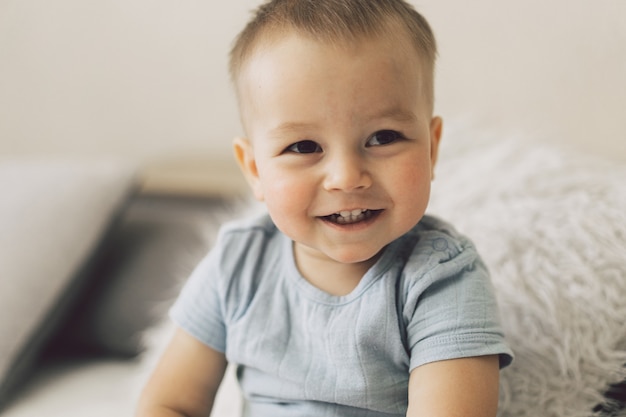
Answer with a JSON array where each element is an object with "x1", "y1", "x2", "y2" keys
[{"x1": 234, "y1": 30, "x2": 442, "y2": 274}]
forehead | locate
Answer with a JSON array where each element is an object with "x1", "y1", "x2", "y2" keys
[
  {"x1": 236, "y1": 29, "x2": 429, "y2": 125},
  {"x1": 236, "y1": 20, "x2": 427, "y2": 86},
  {"x1": 235, "y1": 30, "x2": 424, "y2": 92}
]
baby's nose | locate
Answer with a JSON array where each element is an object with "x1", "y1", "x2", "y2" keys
[{"x1": 322, "y1": 153, "x2": 372, "y2": 192}]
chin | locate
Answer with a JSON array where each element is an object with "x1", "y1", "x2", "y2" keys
[{"x1": 328, "y1": 247, "x2": 383, "y2": 266}]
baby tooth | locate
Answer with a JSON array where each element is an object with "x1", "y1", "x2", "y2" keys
[
  {"x1": 340, "y1": 211, "x2": 351, "y2": 218},
  {"x1": 351, "y1": 209, "x2": 364, "y2": 216}
]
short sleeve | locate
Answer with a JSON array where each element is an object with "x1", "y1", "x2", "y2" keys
[
  {"x1": 169, "y1": 239, "x2": 227, "y2": 353},
  {"x1": 402, "y1": 234, "x2": 513, "y2": 371}
]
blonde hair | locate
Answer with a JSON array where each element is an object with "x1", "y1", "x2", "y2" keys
[{"x1": 229, "y1": 0, "x2": 438, "y2": 105}]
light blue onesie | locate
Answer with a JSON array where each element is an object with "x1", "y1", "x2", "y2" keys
[{"x1": 170, "y1": 213, "x2": 513, "y2": 417}]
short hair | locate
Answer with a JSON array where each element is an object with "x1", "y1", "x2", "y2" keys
[{"x1": 229, "y1": 0, "x2": 438, "y2": 105}]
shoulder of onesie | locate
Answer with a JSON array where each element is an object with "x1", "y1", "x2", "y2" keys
[
  {"x1": 397, "y1": 214, "x2": 484, "y2": 286},
  {"x1": 209, "y1": 212, "x2": 281, "y2": 274},
  {"x1": 216, "y1": 211, "x2": 278, "y2": 248}
]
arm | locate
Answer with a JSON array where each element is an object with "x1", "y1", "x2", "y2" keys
[
  {"x1": 135, "y1": 327, "x2": 228, "y2": 417},
  {"x1": 406, "y1": 355, "x2": 500, "y2": 417}
]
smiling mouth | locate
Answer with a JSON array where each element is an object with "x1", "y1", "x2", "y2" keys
[{"x1": 322, "y1": 209, "x2": 382, "y2": 225}]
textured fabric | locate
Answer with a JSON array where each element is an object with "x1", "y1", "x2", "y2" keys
[{"x1": 170, "y1": 213, "x2": 512, "y2": 416}]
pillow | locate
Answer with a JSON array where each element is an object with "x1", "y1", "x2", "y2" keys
[
  {"x1": 428, "y1": 130, "x2": 626, "y2": 416},
  {"x1": 46, "y1": 194, "x2": 249, "y2": 357},
  {"x1": 0, "y1": 157, "x2": 136, "y2": 410}
]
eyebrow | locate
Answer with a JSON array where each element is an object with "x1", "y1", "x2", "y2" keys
[
  {"x1": 270, "y1": 121, "x2": 318, "y2": 136},
  {"x1": 269, "y1": 107, "x2": 419, "y2": 136},
  {"x1": 370, "y1": 107, "x2": 418, "y2": 123}
]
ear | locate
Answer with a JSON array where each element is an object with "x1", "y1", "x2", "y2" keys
[
  {"x1": 429, "y1": 116, "x2": 443, "y2": 180},
  {"x1": 233, "y1": 137, "x2": 264, "y2": 201}
]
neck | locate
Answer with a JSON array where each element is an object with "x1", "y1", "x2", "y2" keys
[{"x1": 293, "y1": 243, "x2": 380, "y2": 296}]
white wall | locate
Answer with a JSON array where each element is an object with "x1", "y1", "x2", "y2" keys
[
  {"x1": 424, "y1": 0, "x2": 626, "y2": 161},
  {"x1": 1, "y1": 0, "x2": 624, "y2": 163}
]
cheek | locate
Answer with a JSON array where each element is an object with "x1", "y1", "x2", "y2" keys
[
  {"x1": 388, "y1": 156, "x2": 433, "y2": 205},
  {"x1": 259, "y1": 167, "x2": 315, "y2": 219},
  {"x1": 262, "y1": 178, "x2": 316, "y2": 242}
]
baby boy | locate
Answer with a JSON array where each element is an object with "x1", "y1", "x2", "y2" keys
[{"x1": 136, "y1": 1, "x2": 513, "y2": 416}]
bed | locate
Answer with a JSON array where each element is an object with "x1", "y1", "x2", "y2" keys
[{"x1": 1, "y1": 131, "x2": 625, "y2": 417}]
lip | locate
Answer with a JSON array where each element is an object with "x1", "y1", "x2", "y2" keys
[
  {"x1": 318, "y1": 209, "x2": 384, "y2": 229},
  {"x1": 320, "y1": 207, "x2": 382, "y2": 217}
]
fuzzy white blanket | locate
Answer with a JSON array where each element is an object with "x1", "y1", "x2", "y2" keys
[{"x1": 428, "y1": 132, "x2": 626, "y2": 416}]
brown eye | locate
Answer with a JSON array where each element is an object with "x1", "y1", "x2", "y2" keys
[
  {"x1": 287, "y1": 140, "x2": 322, "y2": 154},
  {"x1": 367, "y1": 130, "x2": 403, "y2": 146}
]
